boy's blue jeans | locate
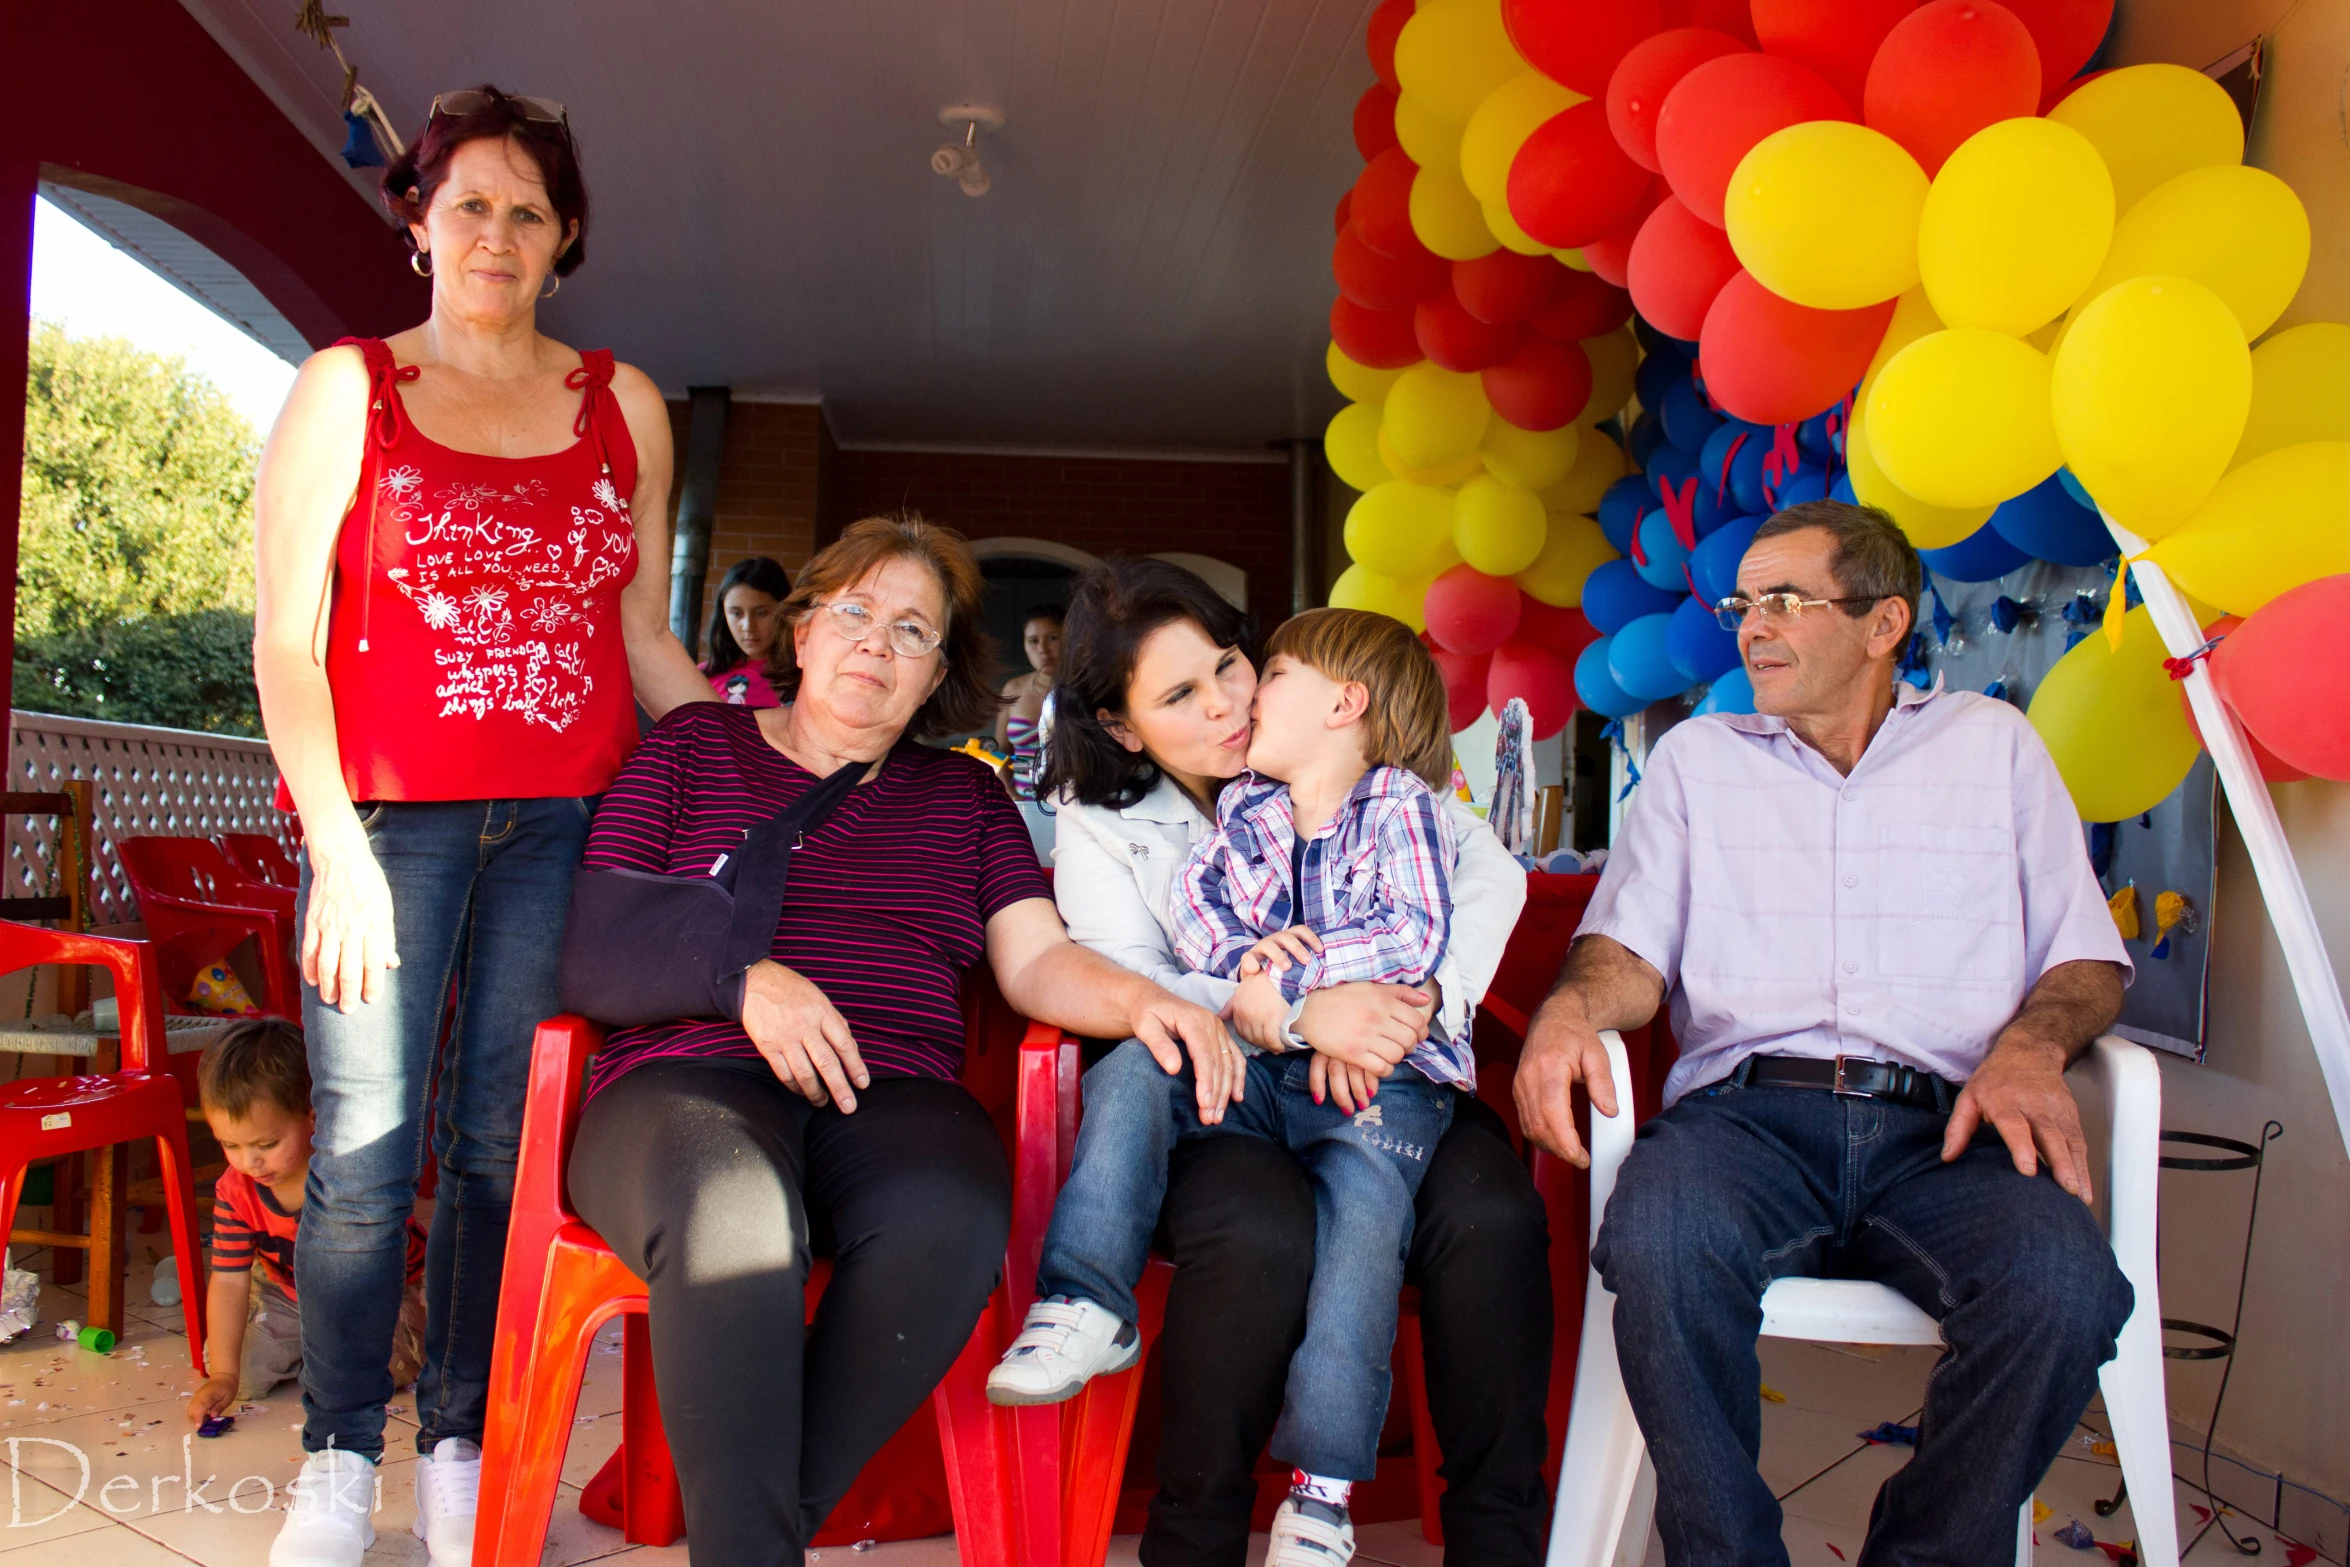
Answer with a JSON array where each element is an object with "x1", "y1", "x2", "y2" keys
[
  {"x1": 295, "y1": 796, "x2": 589, "y2": 1460},
  {"x1": 1036, "y1": 1040, "x2": 1455, "y2": 1480}
]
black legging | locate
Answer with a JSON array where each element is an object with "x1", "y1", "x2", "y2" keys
[
  {"x1": 569, "y1": 1059, "x2": 1010, "y2": 1567},
  {"x1": 1143, "y1": 1092, "x2": 1553, "y2": 1567}
]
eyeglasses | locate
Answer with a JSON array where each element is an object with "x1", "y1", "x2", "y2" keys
[
  {"x1": 430, "y1": 90, "x2": 568, "y2": 126},
  {"x1": 815, "y1": 600, "x2": 944, "y2": 659},
  {"x1": 1713, "y1": 592, "x2": 1885, "y2": 632}
]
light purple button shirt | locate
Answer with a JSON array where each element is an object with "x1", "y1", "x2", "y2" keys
[{"x1": 1578, "y1": 680, "x2": 2131, "y2": 1105}]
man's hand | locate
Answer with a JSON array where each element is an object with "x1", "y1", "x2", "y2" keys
[
  {"x1": 1310, "y1": 1051, "x2": 1383, "y2": 1115},
  {"x1": 742, "y1": 960, "x2": 869, "y2": 1112},
  {"x1": 186, "y1": 1371, "x2": 237, "y2": 1427},
  {"x1": 1239, "y1": 926, "x2": 1321, "y2": 979},
  {"x1": 1514, "y1": 992, "x2": 1620, "y2": 1168},
  {"x1": 1225, "y1": 969, "x2": 1294, "y2": 1053},
  {"x1": 1944, "y1": 1034, "x2": 2092, "y2": 1202},
  {"x1": 1135, "y1": 990, "x2": 1244, "y2": 1124}
]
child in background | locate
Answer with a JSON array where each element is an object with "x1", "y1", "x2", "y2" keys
[
  {"x1": 994, "y1": 603, "x2": 1064, "y2": 798},
  {"x1": 701, "y1": 556, "x2": 792, "y2": 707},
  {"x1": 184, "y1": 1020, "x2": 425, "y2": 1426},
  {"x1": 989, "y1": 608, "x2": 1463, "y2": 1567}
]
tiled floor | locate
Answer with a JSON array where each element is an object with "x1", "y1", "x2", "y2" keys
[{"x1": 0, "y1": 1244, "x2": 2324, "y2": 1565}]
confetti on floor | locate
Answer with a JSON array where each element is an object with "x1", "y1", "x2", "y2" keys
[{"x1": 1759, "y1": 1383, "x2": 1787, "y2": 1404}]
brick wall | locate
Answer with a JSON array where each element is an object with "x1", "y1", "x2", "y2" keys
[{"x1": 663, "y1": 398, "x2": 825, "y2": 613}]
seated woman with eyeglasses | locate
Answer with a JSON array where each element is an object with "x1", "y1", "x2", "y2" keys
[{"x1": 565, "y1": 515, "x2": 1235, "y2": 1561}]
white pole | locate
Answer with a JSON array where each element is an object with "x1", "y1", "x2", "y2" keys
[{"x1": 2103, "y1": 510, "x2": 2350, "y2": 1158}]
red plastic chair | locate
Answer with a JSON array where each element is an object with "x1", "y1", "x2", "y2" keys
[
  {"x1": 216, "y1": 833, "x2": 298, "y2": 891},
  {"x1": 117, "y1": 836, "x2": 299, "y2": 1017},
  {"x1": 0, "y1": 922, "x2": 210, "y2": 1351},
  {"x1": 474, "y1": 976, "x2": 1082, "y2": 1567}
]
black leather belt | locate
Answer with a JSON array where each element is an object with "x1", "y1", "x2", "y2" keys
[{"x1": 1730, "y1": 1053, "x2": 1954, "y2": 1113}]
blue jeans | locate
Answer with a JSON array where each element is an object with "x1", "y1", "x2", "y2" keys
[
  {"x1": 1037, "y1": 1041, "x2": 1455, "y2": 1479},
  {"x1": 295, "y1": 797, "x2": 590, "y2": 1459},
  {"x1": 1592, "y1": 1080, "x2": 2134, "y2": 1567}
]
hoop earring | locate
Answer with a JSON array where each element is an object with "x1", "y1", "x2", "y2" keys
[
  {"x1": 541, "y1": 273, "x2": 563, "y2": 300},
  {"x1": 410, "y1": 252, "x2": 432, "y2": 278}
]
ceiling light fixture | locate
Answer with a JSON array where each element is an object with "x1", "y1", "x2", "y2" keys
[{"x1": 933, "y1": 104, "x2": 1003, "y2": 197}]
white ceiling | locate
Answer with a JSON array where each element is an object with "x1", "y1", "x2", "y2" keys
[{"x1": 175, "y1": 0, "x2": 1377, "y2": 454}]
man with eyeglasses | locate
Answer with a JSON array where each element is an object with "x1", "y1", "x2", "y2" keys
[{"x1": 1516, "y1": 499, "x2": 2134, "y2": 1567}]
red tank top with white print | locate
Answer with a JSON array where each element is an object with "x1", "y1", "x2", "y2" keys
[{"x1": 319, "y1": 337, "x2": 642, "y2": 802}]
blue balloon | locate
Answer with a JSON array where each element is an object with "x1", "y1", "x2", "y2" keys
[
  {"x1": 1770, "y1": 462, "x2": 1831, "y2": 509},
  {"x1": 2056, "y1": 466, "x2": 2096, "y2": 511},
  {"x1": 1634, "y1": 316, "x2": 1694, "y2": 363},
  {"x1": 1608, "y1": 612, "x2": 1692, "y2": 702},
  {"x1": 1690, "y1": 478, "x2": 1730, "y2": 540},
  {"x1": 1796, "y1": 408, "x2": 1843, "y2": 463},
  {"x1": 1575, "y1": 636, "x2": 1646, "y2": 718},
  {"x1": 1667, "y1": 593, "x2": 1742, "y2": 683},
  {"x1": 1727, "y1": 432, "x2": 1771, "y2": 514},
  {"x1": 1830, "y1": 472, "x2": 1857, "y2": 504},
  {"x1": 1648, "y1": 441, "x2": 1699, "y2": 501},
  {"x1": 1627, "y1": 409, "x2": 1668, "y2": 469},
  {"x1": 1597, "y1": 475, "x2": 1650, "y2": 555},
  {"x1": 1692, "y1": 664, "x2": 1755, "y2": 716},
  {"x1": 1633, "y1": 510, "x2": 1693, "y2": 590},
  {"x1": 1689, "y1": 513, "x2": 1763, "y2": 606},
  {"x1": 1635, "y1": 352, "x2": 1687, "y2": 419},
  {"x1": 1989, "y1": 472, "x2": 2116, "y2": 567},
  {"x1": 1919, "y1": 521, "x2": 2033, "y2": 582},
  {"x1": 1659, "y1": 378, "x2": 1723, "y2": 453},
  {"x1": 1582, "y1": 558, "x2": 1684, "y2": 634}
]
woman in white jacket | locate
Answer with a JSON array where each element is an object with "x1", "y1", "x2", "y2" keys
[{"x1": 1043, "y1": 557, "x2": 1550, "y2": 1567}]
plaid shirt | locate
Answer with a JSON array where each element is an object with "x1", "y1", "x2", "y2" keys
[{"x1": 1172, "y1": 765, "x2": 1466, "y2": 1087}]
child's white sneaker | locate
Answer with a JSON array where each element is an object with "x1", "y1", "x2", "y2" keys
[
  {"x1": 413, "y1": 1436, "x2": 482, "y2": 1566},
  {"x1": 985, "y1": 1296, "x2": 1140, "y2": 1405},
  {"x1": 1267, "y1": 1495, "x2": 1356, "y2": 1566},
  {"x1": 270, "y1": 1448, "x2": 376, "y2": 1567}
]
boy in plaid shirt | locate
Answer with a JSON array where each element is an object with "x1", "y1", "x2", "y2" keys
[{"x1": 990, "y1": 608, "x2": 1462, "y2": 1567}]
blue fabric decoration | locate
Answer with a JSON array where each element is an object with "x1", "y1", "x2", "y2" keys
[
  {"x1": 1599, "y1": 718, "x2": 1644, "y2": 798},
  {"x1": 1983, "y1": 678, "x2": 2011, "y2": 704},
  {"x1": 340, "y1": 110, "x2": 385, "y2": 169},
  {"x1": 1990, "y1": 596, "x2": 2025, "y2": 634},
  {"x1": 1856, "y1": 1421, "x2": 1919, "y2": 1446},
  {"x1": 2061, "y1": 592, "x2": 2099, "y2": 649},
  {"x1": 2089, "y1": 821, "x2": 2117, "y2": 880},
  {"x1": 1928, "y1": 584, "x2": 1954, "y2": 646}
]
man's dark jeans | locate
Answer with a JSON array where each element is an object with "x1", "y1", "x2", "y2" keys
[{"x1": 1593, "y1": 1078, "x2": 2133, "y2": 1567}]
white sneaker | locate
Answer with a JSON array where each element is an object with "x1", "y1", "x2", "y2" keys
[
  {"x1": 1267, "y1": 1495, "x2": 1356, "y2": 1567},
  {"x1": 985, "y1": 1296, "x2": 1140, "y2": 1405},
  {"x1": 270, "y1": 1449, "x2": 376, "y2": 1567},
  {"x1": 413, "y1": 1437, "x2": 482, "y2": 1566}
]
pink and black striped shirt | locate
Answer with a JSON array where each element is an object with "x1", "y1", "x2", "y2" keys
[{"x1": 580, "y1": 704, "x2": 1048, "y2": 1099}]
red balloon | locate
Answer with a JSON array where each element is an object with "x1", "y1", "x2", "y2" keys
[
  {"x1": 1331, "y1": 295, "x2": 1425, "y2": 369},
  {"x1": 1417, "y1": 288, "x2": 1526, "y2": 372},
  {"x1": 1516, "y1": 596, "x2": 1601, "y2": 662},
  {"x1": 1354, "y1": 83, "x2": 1401, "y2": 161},
  {"x1": 1750, "y1": 0, "x2": 1917, "y2": 109},
  {"x1": 1502, "y1": 0, "x2": 1663, "y2": 96},
  {"x1": 1351, "y1": 147, "x2": 1421, "y2": 258},
  {"x1": 1454, "y1": 251, "x2": 1560, "y2": 326},
  {"x1": 1484, "y1": 337, "x2": 1595, "y2": 430},
  {"x1": 1655, "y1": 53, "x2": 1854, "y2": 227},
  {"x1": 1508, "y1": 101, "x2": 1656, "y2": 249},
  {"x1": 1662, "y1": 0, "x2": 1759, "y2": 45},
  {"x1": 1488, "y1": 641, "x2": 1579, "y2": 738},
  {"x1": 2208, "y1": 592, "x2": 2350, "y2": 781},
  {"x1": 1426, "y1": 566, "x2": 1526, "y2": 656},
  {"x1": 1579, "y1": 188, "x2": 1661, "y2": 287},
  {"x1": 1429, "y1": 641, "x2": 1497, "y2": 731},
  {"x1": 2000, "y1": 0, "x2": 2115, "y2": 95},
  {"x1": 1608, "y1": 28, "x2": 1751, "y2": 174},
  {"x1": 1367, "y1": 0, "x2": 1413, "y2": 89},
  {"x1": 1529, "y1": 268, "x2": 1635, "y2": 341},
  {"x1": 1864, "y1": 1, "x2": 2041, "y2": 176},
  {"x1": 1698, "y1": 271, "x2": 1892, "y2": 425},
  {"x1": 1627, "y1": 194, "x2": 1742, "y2": 341},
  {"x1": 1335, "y1": 225, "x2": 1448, "y2": 312},
  {"x1": 1335, "y1": 190, "x2": 1354, "y2": 237}
]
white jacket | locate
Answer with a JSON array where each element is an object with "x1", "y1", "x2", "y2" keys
[{"x1": 1051, "y1": 773, "x2": 1528, "y2": 1049}]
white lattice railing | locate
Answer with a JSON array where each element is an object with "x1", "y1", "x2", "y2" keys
[{"x1": 6, "y1": 710, "x2": 292, "y2": 928}]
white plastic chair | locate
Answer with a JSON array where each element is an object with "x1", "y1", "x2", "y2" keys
[{"x1": 1545, "y1": 1033, "x2": 2176, "y2": 1567}]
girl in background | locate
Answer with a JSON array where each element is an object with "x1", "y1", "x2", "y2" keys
[
  {"x1": 993, "y1": 602, "x2": 1064, "y2": 798},
  {"x1": 702, "y1": 556, "x2": 792, "y2": 706}
]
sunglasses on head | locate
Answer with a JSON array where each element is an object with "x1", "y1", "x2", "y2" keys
[{"x1": 430, "y1": 90, "x2": 568, "y2": 126}]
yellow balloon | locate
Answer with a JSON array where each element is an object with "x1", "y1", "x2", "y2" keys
[
  {"x1": 1541, "y1": 427, "x2": 1630, "y2": 515},
  {"x1": 1858, "y1": 288, "x2": 1943, "y2": 403},
  {"x1": 1485, "y1": 200, "x2": 1553, "y2": 256},
  {"x1": 1515, "y1": 513, "x2": 1616, "y2": 607},
  {"x1": 2047, "y1": 64, "x2": 2244, "y2": 216},
  {"x1": 1461, "y1": 71, "x2": 1580, "y2": 207},
  {"x1": 1392, "y1": 0, "x2": 1525, "y2": 125},
  {"x1": 1556, "y1": 248, "x2": 1591, "y2": 270},
  {"x1": 1394, "y1": 92, "x2": 1465, "y2": 176},
  {"x1": 1866, "y1": 329, "x2": 2059, "y2": 509},
  {"x1": 1454, "y1": 475, "x2": 1549, "y2": 575},
  {"x1": 2027, "y1": 605, "x2": 2200, "y2": 822},
  {"x1": 1845, "y1": 404, "x2": 1992, "y2": 548},
  {"x1": 2052, "y1": 274, "x2": 2251, "y2": 539},
  {"x1": 1726, "y1": 122, "x2": 1925, "y2": 310},
  {"x1": 1583, "y1": 326, "x2": 1639, "y2": 426},
  {"x1": 1482, "y1": 417, "x2": 1581, "y2": 489},
  {"x1": 2144, "y1": 441, "x2": 2350, "y2": 615},
  {"x1": 1409, "y1": 165, "x2": 1501, "y2": 260},
  {"x1": 1383, "y1": 363, "x2": 1493, "y2": 469},
  {"x1": 2074, "y1": 166, "x2": 2308, "y2": 342},
  {"x1": 1919, "y1": 117, "x2": 2114, "y2": 335},
  {"x1": 1379, "y1": 428, "x2": 1488, "y2": 486},
  {"x1": 2234, "y1": 322, "x2": 2350, "y2": 468},
  {"x1": 1345, "y1": 482, "x2": 1459, "y2": 579},
  {"x1": 1329, "y1": 564, "x2": 1432, "y2": 632},
  {"x1": 1328, "y1": 341, "x2": 1403, "y2": 405},
  {"x1": 1325, "y1": 403, "x2": 1392, "y2": 493}
]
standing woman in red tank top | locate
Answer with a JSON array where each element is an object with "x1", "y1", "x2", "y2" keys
[{"x1": 249, "y1": 88, "x2": 710, "y2": 1567}]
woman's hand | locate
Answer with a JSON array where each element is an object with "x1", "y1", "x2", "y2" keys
[
  {"x1": 301, "y1": 831, "x2": 400, "y2": 1011},
  {"x1": 1131, "y1": 989, "x2": 1244, "y2": 1125},
  {"x1": 742, "y1": 959, "x2": 870, "y2": 1111},
  {"x1": 1310, "y1": 1052, "x2": 1384, "y2": 1115},
  {"x1": 185, "y1": 1371, "x2": 237, "y2": 1427},
  {"x1": 1292, "y1": 981, "x2": 1431, "y2": 1075}
]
